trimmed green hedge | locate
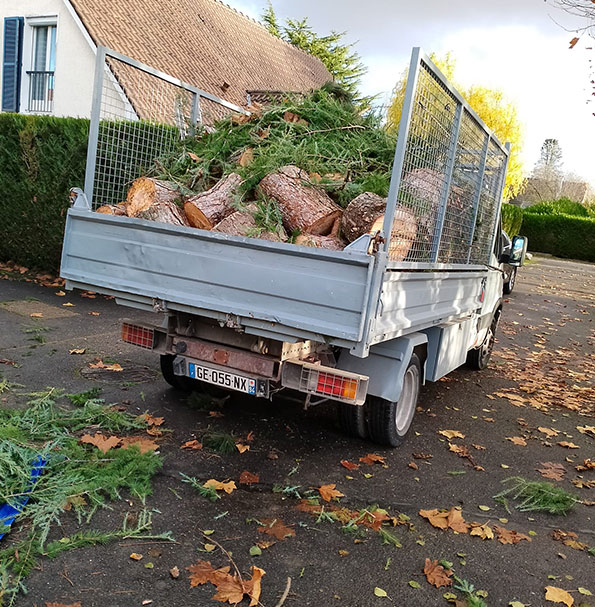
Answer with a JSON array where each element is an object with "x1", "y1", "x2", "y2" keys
[
  {"x1": 524, "y1": 197, "x2": 591, "y2": 218},
  {"x1": 0, "y1": 114, "x2": 89, "y2": 272},
  {"x1": 521, "y1": 212, "x2": 595, "y2": 262},
  {"x1": 501, "y1": 203, "x2": 523, "y2": 236}
]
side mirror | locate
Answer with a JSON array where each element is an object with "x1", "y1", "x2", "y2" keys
[{"x1": 508, "y1": 235, "x2": 528, "y2": 266}]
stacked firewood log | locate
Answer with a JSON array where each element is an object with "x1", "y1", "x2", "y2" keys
[{"x1": 97, "y1": 165, "x2": 419, "y2": 261}]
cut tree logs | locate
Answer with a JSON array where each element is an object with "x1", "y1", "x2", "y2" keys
[
  {"x1": 125, "y1": 178, "x2": 181, "y2": 218},
  {"x1": 184, "y1": 172, "x2": 243, "y2": 230},
  {"x1": 295, "y1": 234, "x2": 345, "y2": 250},
  {"x1": 369, "y1": 208, "x2": 418, "y2": 261},
  {"x1": 213, "y1": 205, "x2": 287, "y2": 242},
  {"x1": 137, "y1": 201, "x2": 190, "y2": 227},
  {"x1": 96, "y1": 204, "x2": 127, "y2": 216},
  {"x1": 341, "y1": 192, "x2": 386, "y2": 242},
  {"x1": 258, "y1": 165, "x2": 342, "y2": 235}
]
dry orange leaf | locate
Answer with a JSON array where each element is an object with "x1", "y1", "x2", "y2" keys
[
  {"x1": 30, "y1": 313, "x2": 43, "y2": 318},
  {"x1": 257, "y1": 126, "x2": 270, "y2": 139},
  {"x1": 538, "y1": 427, "x2": 559, "y2": 438},
  {"x1": 181, "y1": 440, "x2": 203, "y2": 450},
  {"x1": 69, "y1": 348, "x2": 86, "y2": 355},
  {"x1": 283, "y1": 111, "x2": 308, "y2": 126},
  {"x1": 446, "y1": 508, "x2": 469, "y2": 534},
  {"x1": 188, "y1": 152, "x2": 201, "y2": 162},
  {"x1": 507, "y1": 436, "x2": 527, "y2": 446},
  {"x1": 569, "y1": 36, "x2": 579, "y2": 49},
  {"x1": 318, "y1": 484, "x2": 345, "y2": 502},
  {"x1": 449, "y1": 444, "x2": 472, "y2": 459},
  {"x1": 537, "y1": 462, "x2": 566, "y2": 481},
  {"x1": 203, "y1": 479, "x2": 237, "y2": 494},
  {"x1": 140, "y1": 414, "x2": 164, "y2": 427},
  {"x1": 423, "y1": 558, "x2": 453, "y2": 588},
  {"x1": 119, "y1": 436, "x2": 159, "y2": 454},
  {"x1": 239, "y1": 470, "x2": 259, "y2": 485},
  {"x1": 359, "y1": 453, "x2": 386, "y2": 466},
  {"x1": 129, "y1": 552, "x2": 143, "y2": 561},
  {"x1": 558, "y1": 441, "x2": 580, "y2": 449},
  {"x1": 469, "y1": 522, "x2": 494, "y2": 540},
  {"x1": 340, "y1": 459, "x2": 360, "y2": 471},
  {"x1": 257, "y1": 518, "x2": 295, "y2": 541},
  {"x1": 236, "y1": 443, "x2": 250, "y2": 453},
  {"x1": 438, "y1": 430, "x2": 465, "y2": 440},
  {"x1": 170, "y1": 566, "x2": 180, "y2": 579},
  {"x1": 89, "y1": 360, "x2": 122, "y2": 372},
  {"x1": 545, "y1": 585, "x2": 574, "y2": 606},
  {"x1": 80, "y1": 433, "x2": 121, "y2": 454},
  {"x1": 238, "y1": 147, "x2": 254, "y2": 167},
  {"x1": 493, "y1": 525, "x2": 531, "y2": 545}
]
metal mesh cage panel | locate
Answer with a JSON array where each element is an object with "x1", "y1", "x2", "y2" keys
[
  {"x1": 386, "y1": 54, "x2": 509, "y2": 267},
  {"x1": 85, "y1": 48, "x2": 248, "y2": 210}
]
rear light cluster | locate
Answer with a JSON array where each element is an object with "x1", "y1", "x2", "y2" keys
[
  {"x1": 281, "y1": 361, "x2": 368, "y2": 405},
  {"x1": 122, "y1": 323, "x2": 154, "y2": 350},
  {"x1": 316, "y1": 371, "x2": 358, "y2": 401}
]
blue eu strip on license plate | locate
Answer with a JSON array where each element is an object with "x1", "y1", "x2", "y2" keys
[{"x1": 188, "y1": 362, "x2": 256, "y2": 395}]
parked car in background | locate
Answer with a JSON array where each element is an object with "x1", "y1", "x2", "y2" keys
[{"x1": 501, "y1": 231, "x2": 519, "y2": 294}]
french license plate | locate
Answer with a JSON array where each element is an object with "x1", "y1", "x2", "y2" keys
[{"x1": 188, "y1": 362, "x2": 257, "y2": 395}]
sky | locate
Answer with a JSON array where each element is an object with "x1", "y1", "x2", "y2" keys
[{"x1": 224, "y1": 0, "x2": 594, "y2": 186}]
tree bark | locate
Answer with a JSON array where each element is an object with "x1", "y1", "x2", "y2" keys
[
  {"x1": 258, "y1": 165, "x2": 342, "y2": 235},
  {"x1": 137, "y1": 201, "x2": 190, "y2": 227},
  {"x1": 369, "y1": 208, "x2": 418, "y2": 261},
  {"x1": 295, "y1": 234, "x2": 345, "y2": 251},
  {"x1": 96, "y1": 204, "x2": 127, "y2": 216},
  {"x1": 125, "y1": 178, "x2": 181, "y2": 218},
  {"x1": 213, "y1": 205, "x2": 287, "y2": 242},
  {"x1": 184, "y1": 173, "x2": 243, "y2": 230},
  {"x1": 341, "y1": 192, "x2": 386, "y2": 242}
]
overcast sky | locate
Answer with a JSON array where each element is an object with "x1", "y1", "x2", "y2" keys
[{"x1": 225, "y1": 0, "x2": 594, "y2": 185}]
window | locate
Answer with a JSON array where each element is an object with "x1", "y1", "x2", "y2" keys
[{"x1": 28, "y1": 23, "x2": 57, "y2": 112}]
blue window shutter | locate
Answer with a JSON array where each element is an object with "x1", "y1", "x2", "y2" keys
[{"x1": 2, "y1": 17, "x2": 24, "y2": 113}]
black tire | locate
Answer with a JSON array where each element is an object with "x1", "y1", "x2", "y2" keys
[
  {"x1": 367, "y1": 353, "x2": 422, "y2": 447},
  {"x1": 503, "y1": 267, "x2": 517, "y2": 295},
  {"x1": 337, "y1": 402, "x2": 367, "y2": 439},
  {"x1": 467, "y1": 310, "x2": 500, "y2": 370}
]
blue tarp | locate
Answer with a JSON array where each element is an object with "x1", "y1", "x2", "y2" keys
[{"x1": 0, "y1": 455, "x2": 47, "y2": 540}]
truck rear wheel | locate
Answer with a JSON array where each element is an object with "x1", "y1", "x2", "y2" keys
[
  {"x1": 160, "y1": 354, "x2": 194, "y2": 391},
  {"x1": 467, "y1": 310, "x2": 500, "y2": 371},
  {"x1": 337, "y1": 402, "x2": 367, "y2": 439},
  {"x1": 367, "y1": 354, "x2": 421, "y2": 447}
]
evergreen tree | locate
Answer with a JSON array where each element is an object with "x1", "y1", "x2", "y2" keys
[{"x1": 533, "y1": 139, "x2": 564, "y2": 179}]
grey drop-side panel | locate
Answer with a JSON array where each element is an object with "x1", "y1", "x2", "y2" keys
[
  {"x1": 61, "y1": 210, "x2": 374, "y2": 343},
  {"x1": 370, "y1": 270, "x2": 486, "y2": 344}
]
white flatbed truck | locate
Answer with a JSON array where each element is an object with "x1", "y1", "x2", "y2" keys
[{"x1": 61, "y1": 47, "x2": 527, "y2": 446}]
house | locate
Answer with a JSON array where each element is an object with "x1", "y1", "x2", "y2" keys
[{"x1": 1, "y1": 0, "x2": 330, "y2": 119}]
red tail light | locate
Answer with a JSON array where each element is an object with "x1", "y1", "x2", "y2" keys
[{"x1": 122, "y1": 323, "x2": 154, "y2": 349}]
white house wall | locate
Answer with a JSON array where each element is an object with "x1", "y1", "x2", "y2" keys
[{"x1": 0, "y1": 0, "x2": 96, "y2": 118}]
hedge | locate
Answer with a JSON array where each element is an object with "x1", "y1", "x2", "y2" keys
[
  {"x1": 501, "y1": 203, "x2": 523, "y2": 236},
  {"x1": 524, "y1": 197, "x2": 591, "y2": 218},
  {"x1": 0, "y1": 114, "x2": 89, "y2": 272},
  {"x1": 521, "y1": 212, "x2": 595, "y2": 262}
]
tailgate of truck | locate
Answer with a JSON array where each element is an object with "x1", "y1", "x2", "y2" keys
[{"x1": 61, "y1": 209, "x2": 375, "y2": 345}]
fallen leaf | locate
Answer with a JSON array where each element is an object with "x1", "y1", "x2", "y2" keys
[
  {"x1": 88, "y1": 311, "x2": 100, "y2": 316},
  {"x1": 188, "y1": 152, "x2": 201, "y2": 162},
  {"x1": 424, "y1": 558, "x2": 453, "y2": 588},
  {"x1": 62, "y1": 302, "x2": 75, "y2": 307},
  {"x1": 537, "y1": 462, "x2": 566, "y2": 481},
  {"x1": 538, "y1": 427, "x2": 560, "y2": 438},
  {"x1": 238, "y1": 147, "x2": 254, "y2": 167},
  {"x1": 181, "y1": 440, "x2": 203, "y2": 450},
  {"x1": 545, "y1": 585, "x2": 574, "y2": 606},
  {"x1": 80, "y1": 433, "x2": 121, "y2": 453},
  {"x1": 89, "y1": 360, "x2": 122, "y2": 372},
  {"x1": 257, "y1": 518, "x2": 295, "y2": 541},
  {"x1": 493, "y1": 525, "x2": 531, "y2": 545},
  {"x1": 359, "y1": 453, "x2": 386, "y2": 466},
  {"x1": 30, "y1": 312, "x2": 43, "y2": 318},
  {"x1": 140, "y1": 414, "x2": 164, "y2": 427},
  {"x1": 413, "y1": 452, "x2": 433, "y2": 460},
  {"x1": 374, "y1": 587, "x2": 389, "y2": 598},
  {"x1": 419, "y1": 508, "x2": 449, "y2": 530},
  {"x1": 449, "y1": 444, "x2": 473, "y2": 459},
  {"x1": 239, "y1": 471, "x2": 259, "y2": 485},
  {"x1": 509, "y1": 602, "x2": 527, "y2": 607},
  {"x1": 409, "y1": 580, "x2": 421, "y2": 589},
  {"x1": 170, "y1": 566, "x2": 180, "y2": 579},
  {"x1": 558, "y1": 441, "x2": 579, "y2": 449},
  {"x1": 55, "y1": 291, "x2": 66, "y2": 296},
  {"x1": 446, "y1": 508, "x2": 469, "y2": 533},
  {"x1": 0, "y1": 358, "x2": 17, "y2": 366},
  {"x1": 45, "y1": 603, "x2": 82, "y2": 607},
  {"x1": 130, "y1": 552, "x2": 143, "y2": 560},
  {"x1": 438, "y1": 430, "x2": 465, "y2": 440},
  {"x1": 578, "y1": 588, "x2": 592, "y2": 596},
  {"x1": 203, "y1": 479, "x2": 237, "y2": 495},
  {"x1": 283, "y1": 111, "x2": 308, "y2": 126},
  {"x1": 478, "y1": 505, "x2": 491, "y2": 512},
  {"x1": 80, "y1": 291, "x2": 96, "y2": 298},
  {"x1": 569, "y1": 36, "x2": 579, "y2": 49},
  {"x1": 469, "y1": 522, "x2": 494, "y2": 540},
  {"x1": 69, "y1": 348, "x2": 86, "y2": 355},
  {"x1": 119, "y1": 436, "x2": 159, "y2": 454},
  {"x1": 408, "y1": 461, "x2": 419, "y2": 470},
  {"x1": 257, "y1": 126, "x2": 270, "y2": 139},
  {"x1": 577, "y1": 425, "x2": 595, "y2": 438},
  {"x1": 507, "y1": 436, "x2": 527, "y2": 446},
  {"x1": 340, "y1": 459, "x2": 360, "y2": 471},
  {"x1": 236, "y1": 443, "x2": 250, "y2": 453},
  {"x1": 318, "y1": 484, "x2": 345, "y2": 502},
  {"x1": 204, "y1": 544, "x2": 216, "y2": 552}
]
